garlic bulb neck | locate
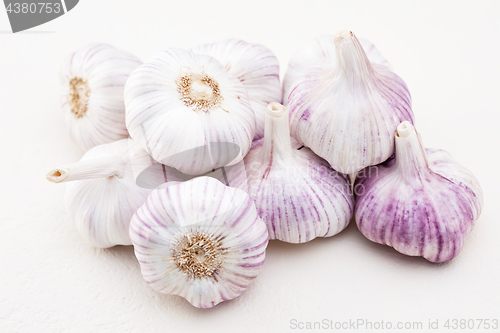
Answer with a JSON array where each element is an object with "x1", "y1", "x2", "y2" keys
[
  {"x1": 258, "y1": 102, "x2": 295, "y2": 163},
  {"x1": 46, "y1": 156, "x2": 127, "y2": 183},
  {"x1": 395, "y1": 121, "x2": 429, "y2": 182},
  {"x1": 334, "y1": 29, "x2": 374, "y2": 80},
  {"x1": 68, "y1": 77, "x2": 90, "y2": 118},
  {"x1": 177, "y1": 73, "x2": 222, "y2": 113}
]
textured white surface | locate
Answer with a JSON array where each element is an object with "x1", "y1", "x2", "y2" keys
[{"x1": 1, "y1": 1, "x2": 499, "y2": 332}]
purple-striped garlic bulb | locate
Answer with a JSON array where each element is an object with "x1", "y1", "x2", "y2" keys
[
  {"x1": 354, "y1": 121, "x2": 483, "y2": 262},
  {"x1": 45, "y1": 139, "x2": 152, "y2": 248},
  {"x1": 129, "y1": 177, "x2": 268, "y2": 308},
  {"x1": 124, "y1": 48, "x2": 256, "y2": 176},
  {"x1": 288, "y1": 29, "x2": 414, "y2": 176},
  {"x1": 192, "y1": 39, "x2": 282, "y2": 140},
  {"x1": 236, "y1": 102, "x2": 354, "y2": 243},
  {"x1": 60, "y1": 43, "x2": 142, "y2": 151},
  {"x1": 283, "y1": 34, "x2": 390, "y2": 106}
]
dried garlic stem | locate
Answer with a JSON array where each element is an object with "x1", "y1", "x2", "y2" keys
[
  {"x1": 46, "y1": 156, "x2": 128, "y2": 183},
  {"x1": 395, "y1": 121, "x2": 429, "y2": 182},
  {"x1": 259, "y1": 102, "x2": 295, "y2": 163},
  {"x1": 334, "y1": 29, "x2": 374, "y2": 80},
  {"x1": 396, "y1": 121, "x2": 413, "y2": 138}
]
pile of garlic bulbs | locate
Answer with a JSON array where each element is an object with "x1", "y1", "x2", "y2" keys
[{"x1": 47, "y1": 31, "x2": 483, "y2": 308}]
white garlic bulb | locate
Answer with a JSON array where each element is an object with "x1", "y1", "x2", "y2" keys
[
  {"x1": 46, "y1": 139, "x2": 152, "y2": 248},
  {"x1": 192, "y1": 39, "x2": 282, "y2": 139},
  {"x1": 129, "y1": 177, "x2": 268, "y2": 308},
  {"x1": 236, "y1": 102, "x2": 354, "y2": 243},
  {"x1": 60, "y1": 43, "x2": 142, "y2": 151},
  {"x1": 288, "y1": 30, "x2": 414, "y2": 176},
  {"x1": 283, "y1": 34, "x2": 390, "y2": 105},
  {"x1": 354, "y1": 121, "x2": 483, "y2": 262},
  {"x1": 125, "y1": 48, "x2": 256, "y2": 176}
]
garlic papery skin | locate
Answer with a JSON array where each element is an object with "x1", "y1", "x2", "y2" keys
[
  {"x1": 288, "y1": 30, "x2": 414, "y2": 175},
  {"x1": 192, "y1": 39, "x2": 282, "y2": 139},
  {"x1": 354, "y1": 122, "x2": 483, "y2": 263},
  {"x1": 46, "y1": 139, "x2": 152, "y2": 248},
  {"x1": 283, "y1": 34, "x2": 390, "y2": 106},
  {"x1": 124, "y1": 48, "x2": 256, "y2": 176},
  {"x1": 129, "y1": 177, "x2": 268, "y2": 308},
  {"x1": 237, "y1": 102, "x2": 354, "y2": 243},
  {"x1": 60, "y1": 43, "x2": 142, "y2": 151}
]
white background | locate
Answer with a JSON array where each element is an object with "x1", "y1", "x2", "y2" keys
[{"x1": 1, "y1": 1, "x2": 499, "y2": 332}]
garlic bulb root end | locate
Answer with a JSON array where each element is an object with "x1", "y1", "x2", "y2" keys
[
  {"x1": 177, "y1": 73, "x2": 222, "y2": 112},
  {"x1": 68, "y1": 77, "x2": 90, "y2": 118}
]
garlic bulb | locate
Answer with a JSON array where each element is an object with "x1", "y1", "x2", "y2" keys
[
  {"x1": 129, "y1": 176, "x2": 268, "y2": 308},
  {"x1": 192, "y1": 39, "x2": 282, "y2": 139},
  {"x1": 60, "y1": 43, "x2": 142, "y2": 151},
  {"x1": 236, "y1": 102, "x2": 354, "y2": 243},
  {"x1": 125, "y1": 48, "x2": 256, "y2": 176},
  {"x1": 288, "y1": 29, "x2": 414, "y2": 175},
  {"x1": 354, "y1": 121, "x2": 483, "y2": 262},
  {"x1": 46, "y1": 139, "x2": 152, "y2": 248},
  {"x1": 283, "y1": 34, "x2": 390, "y2": 105}
]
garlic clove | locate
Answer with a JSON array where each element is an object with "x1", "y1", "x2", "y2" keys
[
  {"x1": 129, "y1": 176, "x2": 268, "y2": 308},
  {"x1": 125, "y1": 48, "x2": 256, "y2": 176},
  {"x1": 288, "y1": 29, "x2": 414, "y2": 175},
  {"x1": 235, "y1": 102, "x2": 354, "y2": 243},
  {"x1": 283, "y1": 34, "x2": 391, "y2": 106},
  {"x1": 192, "y1": 39, "x2": 282, "y2": 139},
  {"x1": 46, "y1": 139, "x2": 152, "y2": 248},
  {"x1": 354, "y1": 121, "x2": 483, "y2": 262},
  {"x1": 60, "y1": 43, "x2": 142, "y2": 151}
]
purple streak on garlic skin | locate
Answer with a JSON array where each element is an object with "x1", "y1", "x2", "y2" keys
[
  {"x1": 236, "y1": 102, "x2": 354, "y2": 243},
  {"x1": 354, "y1": 122, "x2": 483, "y2": 263},
  {"x1": 288, "y1": 30, "x2": 414, "y2": 175},
  {"x1": 129, "y1": 177, "x2": 268, "y2": 308}
]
